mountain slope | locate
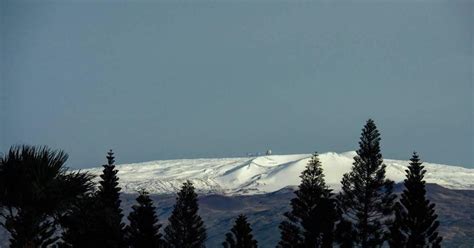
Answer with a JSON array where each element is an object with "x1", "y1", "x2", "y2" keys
[
  {"x1": 83, "y1": 151, "x2": 474, "y2": 194},
  {"x1": 116, "y1": 184, "x2": 474, "y2": 248},
  {"x1": 1, "y1": 152, "x2": 472, "y2": 247}
]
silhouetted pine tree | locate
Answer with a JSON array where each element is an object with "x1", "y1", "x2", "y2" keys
[
  {"x1": 61, "y1": 150, "x2": 125, "y2": 247},
  {"x1": 278, "y1": 152, "x2": 337, "y2": 248},
  {"x1": 97, "y1": 150, "x2": 123, "y2": 216},
  {"x1": 337, "y1": 119, "x2": 396, "y2": 247},
  {"x1": 164, "y1": 180, "x2": 207, "y2": 248},
  {"x1": 96, "y1": 149, "x2": 125, "y2": 247},
  {"x1": 126, "y1": 190, "x2": 163, "y2": 248},
  {"x1": 388, "y1": 152, "x2": 442, "y2": 248},
  {"x1": 387, "y1": 202, "x2": 406, "y2": 248},
  {"x1": 0, "y1": 145, "x2": 93, "y2": 248},
  {"x1": 222, "y1": 214, "x2": 258, "y2": 248}
]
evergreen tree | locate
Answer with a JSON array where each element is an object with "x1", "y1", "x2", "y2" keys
[
  {"x1": 222, "y1": 214, "x2": 258, "y2": 248},
  {"x1": 96, "y1": 149, "x2": 126, "y2": 247},
  {"x1": 278, "y1": 152, "x2": 337, "y2": 248},
  {"x1": 60, "y1": 150, "x2": 125, "y2": 247},
  {"x1": 97, "y1": 150, "x2": 123, "y2": 217},
  {"x1": 0, "y1": 145, "x2": 93, "y2": 247},
  {"x1": 388, "y1": 152, "x2": 442, "y2": 248},
  {"x1": 337, "y1": 119, "x2": 396, "y2": 247},
  {"x1": 277, "y1": 213, "x2": 303, "y2": 248},
  {"x1": 164, "y1": 180, "x2": 207, "y2": 248},
  {"x1": 387, "y1": 202, "x2": 406, "y2": 248},
  {"x1": 334, "y1": 218, "x2": 355, "y2": 248},
  {"x1": 126, "y1": 190, "x2": 163, "y2": 248}
]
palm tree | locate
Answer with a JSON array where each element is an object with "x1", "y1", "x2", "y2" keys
[{"x1": 0, "y1": 145, "x2": 94, "y2": 247}]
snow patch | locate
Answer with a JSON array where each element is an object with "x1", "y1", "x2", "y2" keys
[{"x1": 80, "y1": 152, "x2": 474, "y2": 195}]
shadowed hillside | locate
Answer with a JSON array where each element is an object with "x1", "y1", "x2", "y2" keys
[
  {"x1": 119, "y1": 184, "x2": 473, "y2": 248},
  {"x1": 0, "y1": 183, "x2": 471, "y2": 247}
]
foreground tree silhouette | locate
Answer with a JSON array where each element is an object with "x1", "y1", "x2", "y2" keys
[
  {"x1": 387, "y1": 202, "x2": 406, "y2": 248},
  {"x1": 337, "y1": 119, "x2": 396, "y2": 247},
  {"x1": 164, "y1": 180, "x2": 207, "y2": 248},
  {"x1": 278, "y1": 152, "x2": 337, "y2": 248},
  {"x1": 60, "y1": 194, "x2": 107, "y2": 247},
  {"x1": 0, "y1": 145, "x2": 93, "y2": 247},
  {"x1": 388, "y1": 152, "x2": 442, "y2": 248},
  {"x1": 96, "y1": 149, "x2": 126, "y2": 247},
  {"x1": 222, "y1": 214, "x2": 258, "y2": 248},
  {"x1": 60, "y1": 150, "x2": 125, "y2": 247},
  {"x1": 126, "y1": 190, "x2": 163, "y2": 248}
]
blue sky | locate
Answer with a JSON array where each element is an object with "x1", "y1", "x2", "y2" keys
[{"x1": 1, "y1": 0, "x2": 472, "y2": 168}]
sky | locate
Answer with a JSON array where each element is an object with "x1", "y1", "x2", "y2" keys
[{"x1": 1, "y1": 0, "x2": 472, "y2": 169}]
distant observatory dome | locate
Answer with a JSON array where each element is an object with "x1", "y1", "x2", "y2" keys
[{"x1": 266, "y1": 149, "x2": 272, "y2": 155}]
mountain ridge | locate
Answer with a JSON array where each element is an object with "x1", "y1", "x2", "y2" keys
[{"x1": 81, "y1": 151, "x2": 474, "y2": 195}]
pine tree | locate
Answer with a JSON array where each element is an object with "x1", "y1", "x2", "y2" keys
[
  {"x1": 61, "y1": 150, "x2": 125, "y2": 247},
  {"x1": 222, "y1": 214, "x2": 258, "y2": 248},
  {"x1": 337, "y1": 119, "x2": 396, "y2": 247},
  {"x1": 164, "y1": 180, "x2": 207, "y2": 248},
  {"x1": 97, "y1": 150, "x2": 123, "y2": 216},
  {"x1": 388, "y1": 152, "x2": 442, "y2": 248},
  {"x1": 278, "y1": 152, "x2": 337, "y2": 248},
  {"x1": 126, "y1": 190, "x2": 163, "y2": 248},
  {"x1": 0, "y1": 145, "x2": 93, "y2": 247},
  {"x1": 334, "y1": 218, "x2": 355, "y2": 248},
  {"x1": 96, "y1": 149, "x2": 126, "y2": 247},
  {"x1": 277, "y1": 213, "x2": 303, "y2": 248},
  {"x1": 387, "y1": 202, "x2": 406, "y2": 248}
]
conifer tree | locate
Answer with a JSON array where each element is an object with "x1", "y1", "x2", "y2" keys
[
  {"x1": 337, "y1": 119, "x2": 396, "y2": 247},
  {"x1": 61, "y1": 150, "x2": 125, "y2": 247},
  {"x1": 278, "y1": 152, "x2": 337, "y2": 248},
  {"x1": 388, "y1": 152, "x2": 442, "y2": 248},
  {"x1": 96, "y1": 149, "x2": 125, "y2": 247},
  {"x1": 97, "y1": 150, "x2": 123, "y2": 216},
  {"x1": 278, "y1": 214, "x2": 303, "y2": 248},
  {"x1": 126, "y1": 190, "x2": 163, "y2": 248},
  {"x1": 222, "y1": 214, "x2": 258, "y2": 248},
  {"x1": 387, "y1": 202, "x2": 406, "y2": 248},
  {"x1": 334, "y1": 218, "x2": 355, "y2": 248},
  {"x1": 164, "y1": 180, "x2": 207, "y2": 248}
]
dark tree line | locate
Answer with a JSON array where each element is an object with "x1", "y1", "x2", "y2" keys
[
  {"x1": 0, "y1": 148, "x2": 207, "y2": 248},
  {"x1": 0, "y1": 119, "x2": 442, "y2": 247},
  {"x1": 277, "y1": 119, "x2": 442, "y2": 248}
]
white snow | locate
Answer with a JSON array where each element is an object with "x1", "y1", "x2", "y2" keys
[{"x1": 81, "y1": 151, "x2": 474, "y2": 195}]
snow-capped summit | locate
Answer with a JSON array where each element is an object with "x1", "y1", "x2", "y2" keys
[{"x1": 82, "y1": 152, "x2": 474, "y2": 195}]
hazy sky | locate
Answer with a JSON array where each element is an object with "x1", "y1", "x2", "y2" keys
[{"x1": 1, "y1": 0, "x2": 472, "y2": 169}]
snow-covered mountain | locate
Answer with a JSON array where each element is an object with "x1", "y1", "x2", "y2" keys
[{"x1": 82, "y1": 151, "x2": 474, "y2": 195}]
